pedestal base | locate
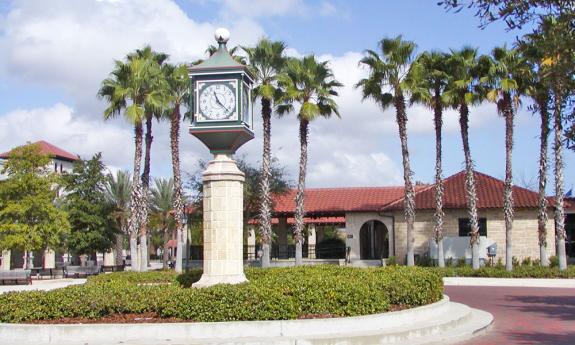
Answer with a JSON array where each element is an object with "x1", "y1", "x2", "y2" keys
[
  {"x1": 192, "y1": 273, "x2": 248, "y2": 288},
  {"x1": 194, "y1": 154, "x2": 248, "y2": 288}
]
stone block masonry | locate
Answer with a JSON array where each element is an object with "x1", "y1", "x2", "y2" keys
[{"x1": 193, "y1": 154, "x2": 247, "y2": 288}]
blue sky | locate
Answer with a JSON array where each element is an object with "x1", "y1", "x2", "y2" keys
[{"x1": 0, "y1": 0, "x2": 572, "y2": 193}]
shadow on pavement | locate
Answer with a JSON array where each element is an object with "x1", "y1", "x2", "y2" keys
[
  {"x1": 505, "y1": 295, "x2": 575, "y2": 321},
  {"x1": 504, "y1": 331, "x2": 575, "y2": 345}
]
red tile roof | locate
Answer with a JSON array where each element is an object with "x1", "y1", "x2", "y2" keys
[
  {"x1": 0, "y1": 140, "x2": 79, "y2": 162},
  {"x1": 272, "y1": 171, "x2": 543, "y2": 216},
  {"x1": 273, "y1": 185, "x2": 428, "y2": 215},
  {"x1": 565, "y1": 197, "x2": 575, "y2": 211},
  {"x1": 249, "y1": 216, "x2": 346, "y2": 225}
]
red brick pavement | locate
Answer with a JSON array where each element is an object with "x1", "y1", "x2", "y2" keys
[{"x1": 445, "y1": 285, "x2": 575, "y2": 345}]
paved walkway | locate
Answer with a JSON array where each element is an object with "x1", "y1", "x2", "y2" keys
[
  {"x1": 446, "y1": 285, "x2": 575, "y2": 345},
  {"x1": 0, "y1": 279, "x2": 85, "y2": 294}
]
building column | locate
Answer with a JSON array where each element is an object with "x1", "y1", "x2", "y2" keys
[
  {"x1": 44, "y1": 249, "x2": 56, "y2": 269},
  {"x1": 1, "y1": 250, "x2": 10, "y2": 271},
  {"x1": 247, "y1": 225, "x2": 256, "y2": 260},
  {"x1": 277, "y1": 217, "x2": 289, "y2": 259},
  {"x1": 193, "y1": 154, "x2": 247, "y2": 288},
  {"x1": 308, "y1": 224, "x2": 317, "y2": 259}
]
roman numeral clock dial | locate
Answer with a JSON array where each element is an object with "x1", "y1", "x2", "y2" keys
[{"x1": 198, "y1": 82, "x2": 237, "y2": 121}]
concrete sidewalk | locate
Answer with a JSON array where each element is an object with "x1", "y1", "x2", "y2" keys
[
  {"x1": 444, "y1": 277, "x2": 575, "y2": 288},
  {"x1": 0, "y1": 279, "x2": 86, "y2": 294}
]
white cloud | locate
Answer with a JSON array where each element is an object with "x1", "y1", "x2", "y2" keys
[
  {"x1": 0, "y1": 103, "x2": 130, "y2": 165},
  {"x1": 0, "y1": 0, "x2": 506, "y2": 190},
  {"x1": 0, "y1": 0, "x2": 263, "y2": 113},
  {"x1": 220, "y1": 0, "x2": 307, "y2": 18}
]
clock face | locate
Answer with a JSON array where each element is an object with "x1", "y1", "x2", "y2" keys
[{"x1": 198, "y1": 81, "x2": 237, "y2": 121}]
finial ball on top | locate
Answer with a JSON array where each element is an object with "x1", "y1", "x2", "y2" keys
[{"x1": 214, "y1": 28, "x2": 230, "y2": 43}]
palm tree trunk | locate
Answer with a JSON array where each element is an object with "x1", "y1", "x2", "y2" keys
[
  {"x1": 459, "y1": 103, "x2": 481, "y2": 269},
  {"x1": 395, "y1": 92, "x2": 415, "y2": 266},
  {"x1": 139, "y1": 114, "x2": 153, "y2": 272},
  {"x1": 170, "y1": 104, "x2": 186, "y2": 273},
  {"x1": 294, "y1": 118, "x2": 309, "y2": 266},
  {"x1": 536, "y1": 93, "x2": 550, "y2": 267},
  {"x1": 259, "y1": 97, "x2": 273, "y2": 268},
  {"x1": 433, "y1": 88, "x2": 445, "y2": 268},
  {"x1": 503, "y1": 93, "x2": 515, "y2": 272},
  {"x1": 553, "y1": 89, "x2": 567, "y2": 270},
  {"x1": 128, "y1": 123, "x2": 144, "y2": 272},
  {"x1": 114, "y1": 232, "x2": 124, "y2": 267},
  {"x1": 162, "y1": 225, "x2": 170, "y2": 269}
]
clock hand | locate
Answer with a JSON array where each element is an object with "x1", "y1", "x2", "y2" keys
[{"x1": 214, "y1": 92, "x2": 230, "y2": 113}]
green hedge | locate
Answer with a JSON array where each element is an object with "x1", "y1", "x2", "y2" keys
[
  {"x1": 435, "y1": 265, "x2": 575, "y2": 278},
  {"x1": 0, "y1": 266, "x2": 442, "y2": 323}
]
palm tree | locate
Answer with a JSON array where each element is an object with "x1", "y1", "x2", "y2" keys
[
  {"x1": 356, "y1": 36, "x2": 418, "y2": 266},
  {"x1": 105, "y1": 170, "x2": 131, "y2": 267},
  {"x1": 149, "y1": 177, "x2": 175, "y2": 269},
  {"x1": 520, "y1": 16, "x2": 573, "y2": 270},
  {"x1": 443, "y1": 47, "x2": 484, "y2": 269},
  {"x1": 518, "y1": 37, "x2": 552, "y2": 267},
  {"x1": 482, "y1": 46, "x2": 531, "y2": 271},
  {"x1": 407, "y1": 51, "x2": 450, "y2": 267},
  {"x1": 277, "y1": 56, "x2": 342, "y2": 266},
  {"x1": 243, "y1": 38, "x2": 287, "y2": 268},
  {"x1": 162, "y1": 63, "x2": 189, "y2": 273},
  {"x1": 98, "y1": 58, "x2": 147, "y2": 271},
  {"x1": 127, "y1": 46, "x2": 169, "y2": 272}
]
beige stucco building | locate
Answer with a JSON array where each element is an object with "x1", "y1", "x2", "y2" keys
[{"x1": 269, "y1": 170, "x2": 570, "y2": 265}]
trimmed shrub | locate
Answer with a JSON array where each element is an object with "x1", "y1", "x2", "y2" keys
[
  {"x1": 0, "y1": 266, "x2": 443, "y2": 323},
  {"x1": 435, "y1": 265, "x2": 575, "y2": 278}
]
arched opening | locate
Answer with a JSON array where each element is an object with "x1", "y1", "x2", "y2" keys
[{"x1": 359, "y1": 220, "x2": 389, "y2": 260}]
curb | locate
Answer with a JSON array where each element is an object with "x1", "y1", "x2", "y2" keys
[
  {"x1": 0, "y1": 295, "x2": 493, "y2": 345},
  {"x1": 443, "y1": 277, "x2": 575, "y2": 288}
]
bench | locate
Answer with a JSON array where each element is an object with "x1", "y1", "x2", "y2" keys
[
  {"x1": 64, "y1": 265, "x2": 101, "y2": 278},
  {"x1": 0, "y1": 270, "x2": 32, "y2": 285},
  {"x1": 30, "y1": 267, "x2": 65, "y2": 279},
  {"x1": 101, "y1": 264, "x2": 125, "y2": 273}
]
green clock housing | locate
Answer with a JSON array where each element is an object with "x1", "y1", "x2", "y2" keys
[{"x1": 189, "y1": 34, "x2": 254, "y2": 154}]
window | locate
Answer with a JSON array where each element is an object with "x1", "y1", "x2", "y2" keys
[{"x1": 458, "y1": 218, "x2": 487, "y2": 237}]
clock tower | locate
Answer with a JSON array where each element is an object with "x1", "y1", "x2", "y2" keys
[
  {"x1": 189, "y1": 28, "x2": 254, "y2": 153},
  {"x1": 189, "y1": 28, "x2": 252, "y2": 288}
]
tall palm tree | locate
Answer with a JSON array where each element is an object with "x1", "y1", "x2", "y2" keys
[
  {"x1": 518, "y1": 36, "x2": 553, "y2": 267},
  {"x1": 105, "y1": 170, "x2": 131, "y2": 267},
  {"x1": 407, "y1": 51, "x2": 450, "y2": 267},
  {"x1": 98, "y1": 58, "x2": 152, "y2": 271},
  {"x1": 520, "y1": 16, "x2": 573, "y2": 270},
  {"x1": 127, "y1": 46, "x2": 169, "y2": 272},
  {"x1": 482, "y1": 46, "x2": 531, "y2": 271},
  {"x1": 162, "y1": 63, "x2": 189, "y2": 273},
  {"x1": 444, "y1": 47, "x2": 484, "y2": 269},
  {"x1": 243, "y1": 38, "x2": 287, "y2": 268},
  {"x1": 356, "y1": 36, "x2": 417, "y2": 266},
  {"x1": 99, "y1": 50, "x2": 166, "y2": 271},
  {"x1": 149, "y1": 177, "x2": 175, "y2": 269},
  {"x1": 277, "y1": 56, "x2": 342, "y2": 266}
]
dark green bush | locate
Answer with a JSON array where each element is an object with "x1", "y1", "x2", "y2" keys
[
  {"x1": 0, "y1": 266, "x2": 443, "y2": 323},
  {"x1": 435, "y1": 265, "x2": 575, "y2": 278}
]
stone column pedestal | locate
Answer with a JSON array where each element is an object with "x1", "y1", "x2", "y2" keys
[
  {"x1": 104, "y1": 251, "x2": 115, "y2": 266},
  {"x1": 1, "y1": 250, "x2": 10, "y2": 271},
  {"x1": 44, "y1": 249, "x2": 56, "y2": 269},
  {"x1": 308, "y1": 224, "x2": 316, "y2": 259},
  {"x1": 247, "y1": 225, "x2": 256, "y2": 260},
  {"x1": 193, "y1": 154, "x2": 247, "y2": 288}
]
